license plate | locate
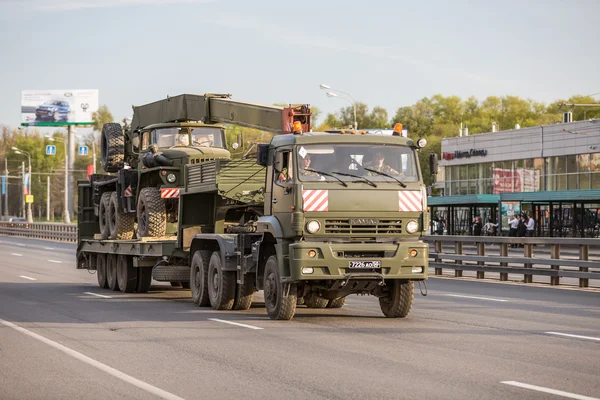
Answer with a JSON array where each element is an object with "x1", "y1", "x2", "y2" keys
[{"x1": 349, "y1": 260, "x2": 381, "y2": 269}]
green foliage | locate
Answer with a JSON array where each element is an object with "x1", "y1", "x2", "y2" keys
[{"x1": 91, "y1": 105, "x2": 114, "y2": 132}]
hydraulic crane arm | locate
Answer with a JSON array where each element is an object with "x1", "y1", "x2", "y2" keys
[{"x1": 130, "y1": 93, "x2": 311, "y2": 134}]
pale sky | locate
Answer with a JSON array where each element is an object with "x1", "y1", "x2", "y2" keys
[{"x1": 0, "y1": 0, "x2": 598, "y2": 130}]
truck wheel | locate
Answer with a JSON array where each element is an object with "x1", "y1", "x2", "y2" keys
[
  {"x1": 327, "y1": 296, "x2": 347, "y2": 308},
  {"x1": 304, "y1": 293, "x2": 328, "y2": 308},
  {"x1": 136, "y1": 267, "x2": 152, "y2": 293},
  {"x1": 98, "y1": 192, "x2": 111, "y2": 239},
  {"x1": 190, "y1": 250, "x2": 211, "y2": 306},
  {"x1": 207, "y1": 252, "x2": 235, "y2": 310},
  {"x1": 107, "y1": 254, "x2": 120, "y2": 291},
  {"x1": 109, "y1": 192, "x2": 134, "y2": 240},
  {"x1": 96, "y1": 253, "x2": 108, "y2": 289},
  {"x1": 117, "y1": 255, "x2": 137, "y2": 293},
  {"x1": 101, "y1": 123, "x2": 124, "y2": 173},
  {"x1": 232, "y1": 279, "x2": 255, "y2": 311},
  {"x1": 379, "y1": 280, "x2": 414, "y2": 318},
  {"x1": 263, "y1": 255, "x2": 297, "y2": 320},
  {"x1": 136, "y1": 187, "x2": 167, "y2": 238},
  {"x1": 296, "y1": 297, "x2": 305, "y2": 306}
]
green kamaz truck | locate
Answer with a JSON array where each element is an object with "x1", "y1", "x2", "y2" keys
[{"x1": 77, "y1": 94, "x2": 431, "y2": 320}]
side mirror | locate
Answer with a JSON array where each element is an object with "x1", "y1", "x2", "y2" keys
[
  {"x1": 257, "y1": 144, "x2": 269, "y2": 167},
  {"x1": 429, "y1": 153, "x2": 438, "y2": 176}
]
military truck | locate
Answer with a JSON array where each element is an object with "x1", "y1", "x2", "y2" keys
[
  {"x1": 96, "y1": 93, "x2": 310, "y2": 240},
  {"x1": 77, "y1": 95, "x2": 431, "y2": 320}
]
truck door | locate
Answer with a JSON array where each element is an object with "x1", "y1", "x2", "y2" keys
[{"x1": 271, "y1": 147, "x2": 295, "y2": 237}]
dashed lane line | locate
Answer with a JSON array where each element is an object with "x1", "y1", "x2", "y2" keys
[
  {"x1": 83, "y1": 292, "x2": 113, "y2": 299},
  {"x1": 19, "y1": 275, "x2": 37, "y2": 281},
  {"x1": 545, "y1": 332, "x2": 600, "y2": 342},
  {"x1": 48, "y1": 260, "x2": 62, "y2": 264},
  {"x1": 208, "y1": 318, "x2": 264, "y2": 330},
  {"x1": 501, "y1": 381, "x2": 599, "y2": 400},
  {"x1": 11, "y1": 253, "x2": 23, "y2": 257},
  {"x1": 0, "y1": 318, "x2": 185, "y2": 400},
  {"x1": 444, "y1": 294, "x2": 508, "y2": 302}
]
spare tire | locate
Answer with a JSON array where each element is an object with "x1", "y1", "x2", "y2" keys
[{"x1": 101, "y1": 122, "x2": 124, "y2": 173}]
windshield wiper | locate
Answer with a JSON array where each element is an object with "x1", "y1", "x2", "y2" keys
[
  {"x1": 363, "y1": 168, "x2": 407, "y2": 188},
  {"x1": 331, "y1": 171, "x2": 377, "y2": 187},
  {"x1": 304, "y1": 168, "x2": 347, "y2": 187}
]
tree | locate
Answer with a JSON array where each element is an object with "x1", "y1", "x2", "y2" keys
[{"x1": 91, "y1": 105, "x2": 114, "y2": 133}]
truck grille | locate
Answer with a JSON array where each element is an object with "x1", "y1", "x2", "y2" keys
[
  {"x1": 324, "y1": 219, "x2": 402, "y2": 235},
  {"x1": 187, "y1": 161, "x2": 217, "y2": 188}
]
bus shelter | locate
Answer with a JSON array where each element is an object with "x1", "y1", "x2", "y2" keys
[{"x1": 428, "y1": 194, "x2": 500, "y2": 235}]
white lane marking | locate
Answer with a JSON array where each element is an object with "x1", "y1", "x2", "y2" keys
[
  {"x1": 445, "y1": 294, "x2": 508, "y2": 302},
  {"x1": 545, "y1": 332, "x2": 600, "y2": 342},
  {"x1": 84, "y1": 292, "x2": 113, "y2": 299},
  {"x1": 501, "y1": 381, "x2": 600, "y2": 400},
  {"x1": 12, "y1": 253, "x2": 23, "y2": 257},
  {"x1": 44, "y1": 247, "x2": 55, "y2": 250},
  {"x1": 208, "y1": 318, "x2": 264, "y2": 330},
  {"x1": 48, "y1": 260, "x2": 62, "y2": 264},
  {"x1": 19, "y1": 275, "x2": 37, "y2": 281},
  {"x1": 0, "y1": 318, "x2": 185, "y2": 400},
  {"x1": 15, "y1": 243, "x2": 26, "y2": 247}
]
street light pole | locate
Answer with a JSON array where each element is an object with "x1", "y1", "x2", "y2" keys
[
  {"x1": 13, "y1": 147, "x2": 33, "y2": 223},
  {"x1": 320, "y1": 84, "x2": 358, "y2": 130}
]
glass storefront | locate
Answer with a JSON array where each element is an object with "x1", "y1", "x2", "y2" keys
[{"x1": 443, "y1": 154, "x2": 600, "y2": 195}]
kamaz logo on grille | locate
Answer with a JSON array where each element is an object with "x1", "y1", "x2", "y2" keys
[{"x1": 350, "y1": 218, "x2": 379, "y2": 225}]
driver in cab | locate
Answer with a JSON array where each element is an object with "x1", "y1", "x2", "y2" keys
[
  {"x1": 364, "y1": 151, "x2": 399, "y2": 175},
  {"x1": 175, "y1": 133, "x2": 189, "y2": 146}
]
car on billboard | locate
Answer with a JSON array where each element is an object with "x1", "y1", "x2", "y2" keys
[{"x1": 35, "y1": 100, "x2": 71, "y2": 121}]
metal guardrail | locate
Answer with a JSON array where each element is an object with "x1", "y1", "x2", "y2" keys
[
  {"x1": 0, "y1": 222, "x2": 77, "y2": 243},
  {"x1": 425, "y1": 235, "x2": 600, "y2": 288}
]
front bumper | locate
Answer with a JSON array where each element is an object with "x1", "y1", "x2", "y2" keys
[{"x1": 288, "y1": 240, "x2": 428, "y2": 281}]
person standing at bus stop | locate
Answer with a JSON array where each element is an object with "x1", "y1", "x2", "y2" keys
[
  {"x1": 508, "y1": 214, "x2": 519, "y2": 247},
  {"x1": 526, "y1": 214, "x2": 535, "y2": 237}
]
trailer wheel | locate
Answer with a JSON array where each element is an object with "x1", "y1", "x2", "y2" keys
[
  {"x1": 98, "y1": 192, "x2": 111, "y2": 240},
  {"x1": 136, "y1": 187, "x2": 167, "y2": 238},
  {"x1": 191, "y1": 251, "x2": 211, "y2": 306},
  {"x1": 117, "y1": 255, "x2": 137, "y2": 293},
  {"x1": 207, "y1": 251, "x2": 235, "y2": 310},
  {"x1": 108, "y1": 192, "x2": 134, "y2": 240},
  {"x1": 136, "y1": 266, "x2": 152, "y2": 293},
  {"x1": 296, "y1": 297, "x2": 305, "y2": 306},
  {"x1": 379, "y1": 280, "x2": 414, "y2": 318},
  {"x1": 107, "y1": 254, "x2": 120, "y2": 291},
  {"x1": 101, "y1": 122, "x2": 124, "y2": 173},
  {"x1": 96, "y1": 253, "x2": 108, "y2": 289},
  {"x1": 304, "y1": 293, "x2": 328, "y2": 308},
  {"x1": 327, "y1": 296, "x2": 347, "y2": 308},
  {"x1": 232, "y1": 279, "x2": 255, "y2": 311},
  {"x1": 263, "y1": 255, "x2": 297, "y2": 320}
]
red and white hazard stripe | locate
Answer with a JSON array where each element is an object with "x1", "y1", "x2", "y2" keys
[
  {"x1": 160, "y1": 188, "x2": 180, "y2": 199},
  {"x1": 302, "y1": 189, "x2": 328, "y2": 212},
  {"x1": 398, "y1": 190, "x2": 423, "y2": 212},
  {"x1": 124, "y1": 185, "x2": 133, "y2": 197}
]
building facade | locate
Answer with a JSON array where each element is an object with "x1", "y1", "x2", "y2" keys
[{"x1": 438, "y1": 119, "x2": 600, "y2": 196}]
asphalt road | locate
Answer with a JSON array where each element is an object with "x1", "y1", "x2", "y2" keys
[{"x1": 0, "y1": 235, "x2": 599, "y2": 400}]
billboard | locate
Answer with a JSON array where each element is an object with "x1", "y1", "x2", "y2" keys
[
  {"x1": 21, "y1": 89, "x2": 99, "y2": 126},
  {"x1": 492, "y1": 168, "x2": 540, "y2": 194}
]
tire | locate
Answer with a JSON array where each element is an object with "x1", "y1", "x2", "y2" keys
[
  {"x1": 190, "y1": 250, "x2": 211, "y2": 306},
  {"x1": 136, "y1": 267, "x2": 152, "y2": 293},
  {"x1": 207, "y1": 251, "x2": 236, "y2": 310},
  {"x1": 327, "y1": 296, "x2": 347, "y2": 308},
  {"x1": 304, "y1": 293, "x2": 328, "y2": 308},
  {"x1": 108, "y1": 192, "x2": 134, "y2": 240},
  {"x1": 263, "y1": 255, "x2": 297, "y2": 320},
  {"x1": 117, "y1": 255, "x2": 137, "y2": 293},
  {"x1": 101, "y1": 123, "x2": 124, "y2": 173},
  {"x1": 106, "y1": 254, "x2": 120, "y2": 291},
  {"x1": 136, "y1": 187, "x2": 167, "y2": 238},
  {"x1": 232, "y1": 279, "x2": 254, "y2": 311},
  {"x1": 98, "y1": 192, "x2": 111, "y2": 240},
  {"x1": 379, "y1": 280, "x2": 414, "y2": 318},
  {"x1": 296, "y1": 296, "x2": 305, "y2": 306},
  {"x1": 96, "y1": 253, "x2": 108, "y2": 289}
]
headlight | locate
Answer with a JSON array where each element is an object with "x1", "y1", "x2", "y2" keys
[
  {"x1": 306, "y1": 220, "x2": 321, "y2": 234},
  {"x1": 166, "y1": 173, "x2": 177, "y2": 183},
  {"x1": 416, "y1": 137, "x2": 427, "y2": 148},
  {"x1": 406, "y1": 220, "x2": 419, "y2": 234}
]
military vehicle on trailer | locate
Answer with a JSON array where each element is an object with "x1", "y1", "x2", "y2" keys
[{"x1": 77, "y1": 95, "x2": 431, "y2": 320}]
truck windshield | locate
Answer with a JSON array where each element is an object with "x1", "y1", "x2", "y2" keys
[
  {"x1": 191, "y1": 128, "x2": 224, "y2": 148},
  {"x1": 296, "y1": 144, "x2": 419, "y2": 183}
]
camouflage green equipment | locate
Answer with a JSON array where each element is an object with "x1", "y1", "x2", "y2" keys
[{"x1": 77, "y1": 95, "x2": 430, "y2": 321}]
